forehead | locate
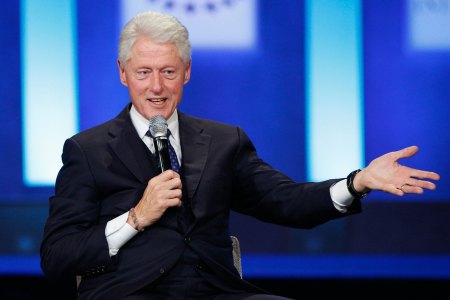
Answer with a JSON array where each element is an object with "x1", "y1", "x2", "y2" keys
[{"x1": 129, "y1": 38, "x2": 182, "y2": 64}]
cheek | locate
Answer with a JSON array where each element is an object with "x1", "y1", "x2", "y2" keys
[
  {"x1": 169, "y1": 81, "x2": 186, "y2": 95},
  {"x1": 129, "y1": 81, "x2": 147, "y2": 95}
]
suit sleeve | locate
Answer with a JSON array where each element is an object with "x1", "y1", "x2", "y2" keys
[
  {"x1": 40, "y1": 138, "x2": 114, "y2": 282},
  {"x1": 230, "y1": 127, "x2": 361, "y2": 228}
]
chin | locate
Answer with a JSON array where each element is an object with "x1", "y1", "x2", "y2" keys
[{"x1": 149, "y1": 110, "x2": 172, "y2": 120}]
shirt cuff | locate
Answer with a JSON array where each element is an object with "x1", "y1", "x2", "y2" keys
[
  {"x1": 105, "y1": 211, "x2": 138, "y2": 257},
  {"x1": 330, "y1": 179, "x2": 354, "y2": 213}
]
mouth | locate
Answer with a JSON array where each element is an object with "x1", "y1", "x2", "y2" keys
[{"x1": 147, "y1": 98, "x2": 168, "y2": 105}]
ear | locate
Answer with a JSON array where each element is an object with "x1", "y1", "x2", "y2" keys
[
  {"x1": 117, "y1": 59, "x2": 128, "y2": 87},
  {"x1": 183, "y1": 61, "x2": 192, "y2": 84}
]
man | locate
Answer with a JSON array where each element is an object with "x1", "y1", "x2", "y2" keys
[{"x1": 40, "y1": 11, "x2": 439, "y2": 300}]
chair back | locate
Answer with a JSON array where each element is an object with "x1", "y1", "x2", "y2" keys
[{"x1": 230, "y1": 235, "x2": 243, "y2": 278}]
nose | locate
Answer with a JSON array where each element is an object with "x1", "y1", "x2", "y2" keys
[{"x1": 149, "y1": 73, "x2": 163, "y2": 94}]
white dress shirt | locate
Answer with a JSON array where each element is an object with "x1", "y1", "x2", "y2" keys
[
  {"x1": 105, "y1": 106, "x2": 354, "y2": 256},
  {"x1": 105, "y1": 106, "x2": 181, "y2": 256}
]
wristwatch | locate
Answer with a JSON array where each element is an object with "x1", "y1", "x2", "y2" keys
[{"x1": 346, "y1": 169, "x2": 370, "y2": 200}]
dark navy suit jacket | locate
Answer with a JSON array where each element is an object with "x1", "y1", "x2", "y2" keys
[{"x1": 40, "y1": 103, "x2": 361, "y2": 299}]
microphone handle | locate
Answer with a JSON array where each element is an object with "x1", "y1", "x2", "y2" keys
[{"x1": 154, "y1": 137, "x2": 172, "y2": 173}]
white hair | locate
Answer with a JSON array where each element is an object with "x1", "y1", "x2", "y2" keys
[{"x1": 118, "y1": 11, "x2": 191, "y2": 65}]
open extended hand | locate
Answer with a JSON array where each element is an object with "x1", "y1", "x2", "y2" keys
[{"x1": 353, "y1": 146, "x2": 440, "y2": 196}]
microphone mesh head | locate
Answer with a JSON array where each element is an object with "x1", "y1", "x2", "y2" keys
[{"x1": 148, "y1": 115, "x2": 168, "y2": 138}]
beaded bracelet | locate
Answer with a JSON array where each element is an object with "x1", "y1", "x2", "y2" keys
[
  {"x1": 346, "y1": 169, "x2": 370, "y2": 200},
  {"x1": 129, "y1": 207, "x2": 144, "y2": 232}
]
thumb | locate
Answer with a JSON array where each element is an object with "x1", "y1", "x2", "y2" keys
[{"x1": 392, "y1": 145, "x2": 419, "y2": 160}]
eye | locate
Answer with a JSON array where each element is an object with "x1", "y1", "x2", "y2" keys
[
  {"x1": 162, "y1": 69, "x2": 176, "y2": 79},
  {"x1": 135, "y1": 70, "x2": 150, "y2": 80}
]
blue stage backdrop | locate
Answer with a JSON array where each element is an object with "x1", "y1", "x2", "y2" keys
[{"x1": 0, "y1": 0, "x2": 449, "y2": 279}]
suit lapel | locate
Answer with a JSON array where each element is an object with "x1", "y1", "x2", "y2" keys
[
  {"x1": 178, "y1": 112, "x2": 211, "y2": 202},
  {"x1": 107, "y1": 108, "x2": 211, "y2": 202},
  {"x1": 108, "y1": 105, "x2": 159, "y2": 183}
]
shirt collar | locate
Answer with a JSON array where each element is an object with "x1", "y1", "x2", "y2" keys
[{"x1": 129, "y1": 105, "x2": 179, "y2": 142}]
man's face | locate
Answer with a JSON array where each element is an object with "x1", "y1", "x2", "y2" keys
[{"x1": 118, "y1": 38, "x2": 191, "y2": 120}]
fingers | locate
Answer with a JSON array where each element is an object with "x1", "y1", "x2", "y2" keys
[
  {"x1": 399, "y1": 184, "x2": 424, "y2": 194},
  {"x1": 149, "y1": 178, "x2": 182, "y2": 204},
  {"x1": 382, "y1": 175, "x2": 438, "y2": 196},
  {"x1": 399, "y1": 166, "x2": 440, "y2": 192},
  {"x1": 164, "y1": 187, "x2": 183, "y2": 202},
  {"x1": 410, "y1": 170, "x2": 440, "y2": 181},
  {"x1": 166, "y1": 197, "x2": 183, "y2": 208},
  {"x1": 405, "y1": 178, "x2": 437, "y2": 190},
  {"x1": 395, "y1": 178, "x2": 437, "y2": 196},
  {"x1": 141, "y1": 170, "x2": 183, "y2": 207},
  {"x1": 386, "y1": 184, "x2": 423, "y2": 196},
  {"x1": 134, "y1": 171, "x2": 183, "y2": 227},
  {"x1": 149, "y1": 170, "x2": 182, "y2": 190},
  {"x1": 154, "y1": 169, "x2": 181, "y2": 183}
]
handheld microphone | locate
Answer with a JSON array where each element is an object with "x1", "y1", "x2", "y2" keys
[{"x1": 148, "y1": 115, "x2": 172, "y2": 173}]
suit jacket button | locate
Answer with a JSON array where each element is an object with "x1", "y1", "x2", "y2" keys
[
  {"x1": 159, "y1": 268, "x2": 165, "y2": 274},
  {"x1": 184, "y1": 236, "x2": 191, "y2": 243}
]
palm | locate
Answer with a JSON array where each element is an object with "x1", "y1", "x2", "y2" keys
[{"x1": 359, "y1": 146, "x2": 440, "y2": 196}]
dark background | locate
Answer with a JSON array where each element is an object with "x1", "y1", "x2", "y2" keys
[{"x1": 0, "y1": 0, "x2": 449, "y2": 298}]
